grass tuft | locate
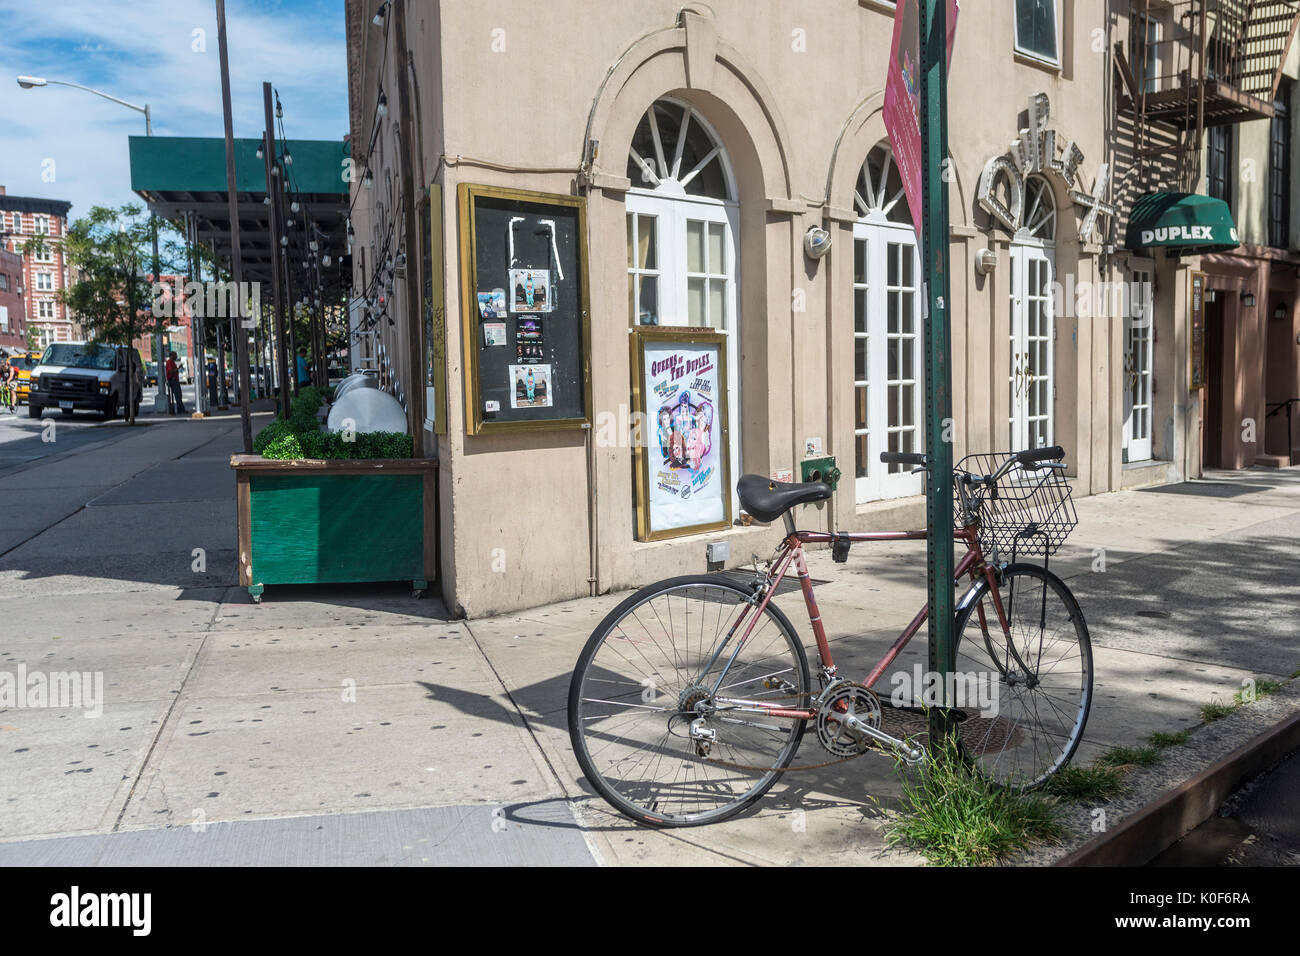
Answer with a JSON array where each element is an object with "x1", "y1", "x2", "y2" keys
[
  {"x1": 1097, "y1": 745, "x2": 1160, "y2": 768},
  {"x1": 1042, "y1": 763, "x2": 1125, "y2": 800},
  {"x1": 882, "y1": 735, "x2": 1064, "y2": 866},
  {"x1": 1201, "y1": 700, "x2": 1234, "y2": 723},
  {"x1": 1147, "y1": 729, "x2": 1192, "y2": 749}
]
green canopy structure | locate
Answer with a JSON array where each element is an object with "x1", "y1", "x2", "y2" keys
[
  {"x1": 1124, "y1": 192, "x2": 1240, "y2": 257},
  {"x1": 129, "y1": 135, "x2": 351, "y2": 295}
]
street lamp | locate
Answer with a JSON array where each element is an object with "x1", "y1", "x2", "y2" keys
[{"x1": 16, "y1": 73, "x2": 167, "y2": 413}]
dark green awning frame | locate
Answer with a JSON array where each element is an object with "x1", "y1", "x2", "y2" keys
[
  {"x1": 1125, "y1": 192, "x2": 1240, "y2": 257},
  {"x1": 128, "y1": 135, "x2": 351, "y2": 295}
]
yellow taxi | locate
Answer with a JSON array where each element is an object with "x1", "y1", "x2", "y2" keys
[{"x1": 6, "y1": 350, "x2": 41, "y2": 403}]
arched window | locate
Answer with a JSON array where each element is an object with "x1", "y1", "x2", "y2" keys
[
  {"x1": 1009, "y1": 174, "x2": 1056, "y2": 450},
  {"x1": 852, "y1": 141, "x2": 923, "y2": 502},
  {"x1": 626, "y1": 98, "x2": 741, "y2": 526}
]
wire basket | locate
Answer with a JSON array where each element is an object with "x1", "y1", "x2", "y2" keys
[{"x1": 953, "y1": 453, "x2": 1078, "y2": 557}]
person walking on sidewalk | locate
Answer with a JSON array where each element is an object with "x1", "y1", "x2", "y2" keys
[{"x1": 165, "y1": 351, "x2": 186, "y2": 415}]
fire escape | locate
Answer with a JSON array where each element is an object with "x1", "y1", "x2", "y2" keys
[{"x1": 1116, "y1": 0, "x2": 1300, "y2": 192}]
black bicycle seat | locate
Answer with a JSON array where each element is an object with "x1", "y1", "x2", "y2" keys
[{"x1": 737, "y1": 474, "x2": 832, "y2": 523}]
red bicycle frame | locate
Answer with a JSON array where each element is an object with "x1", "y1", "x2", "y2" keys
[{"x1": 708, "y1": 520, "x2": 1015, "y2": 722}]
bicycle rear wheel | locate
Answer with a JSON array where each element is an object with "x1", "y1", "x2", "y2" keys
[
  {"x1": 953, "y1": 563, "x2": 1092, "y2": 790},
  {"x1": 568, "y1": 574, "x2": 810, "y2": 827}
]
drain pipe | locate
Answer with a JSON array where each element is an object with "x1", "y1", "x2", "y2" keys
[{"x1": 585, "y1": 416, "x2": 599, "y2": 596}]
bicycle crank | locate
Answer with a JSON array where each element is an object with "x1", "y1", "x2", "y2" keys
[{"x1": 817, "y1": 682, "x2": 925, "y2": 764}]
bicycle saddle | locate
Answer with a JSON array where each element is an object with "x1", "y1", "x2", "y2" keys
[{"x1": 737, "y1": 474, "x2": 832, "y2": 523}]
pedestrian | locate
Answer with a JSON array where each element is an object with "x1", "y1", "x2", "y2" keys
[
  {"x1": 296, "y1": 347, "x2": 311, "y2": 388},
  {"x1": 165, "y1": 350, "x2": 186, "y2": 415},
  {"x1": 206, "y1": 355, "x2": 219, "y2": 409}
]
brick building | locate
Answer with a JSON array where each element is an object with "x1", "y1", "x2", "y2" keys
[
  {"x1": 0, "y1": 247, "x2": 27, "y2": 352},
  {"x1": 0, "y1": 186, "x2": 75, "y2": 347}
]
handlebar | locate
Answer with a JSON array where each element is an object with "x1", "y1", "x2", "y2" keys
[{"x1": 879, "y1": 451, "x2": 927, "y2": 467}]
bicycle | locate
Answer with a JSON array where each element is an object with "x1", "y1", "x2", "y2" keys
[{"x1": 568, "y1": 446, "x2": 1092, "y2": 827}]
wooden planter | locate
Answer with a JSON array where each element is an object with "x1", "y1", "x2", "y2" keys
[{"x1": 231, "y1": 454, "x2": 438, "y2": 601}]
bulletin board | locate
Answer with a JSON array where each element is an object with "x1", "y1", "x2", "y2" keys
[{"x1": 457, "y1": 184, "x2": 591, "y2": 434}]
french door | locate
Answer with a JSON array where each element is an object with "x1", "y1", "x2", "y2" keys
[
  {"x1": 853, "y1": 220, "x2": 924, "y2": 502},
  {"x1": 626, "y1": 191, "x2": 741, "y2": 510},
  {"x1": 1123, "y1": 267, "x2": 1154, "y2": 462},
  {"x1": 1008, "y1": 242, "x2": 1055, "y2": 451}
]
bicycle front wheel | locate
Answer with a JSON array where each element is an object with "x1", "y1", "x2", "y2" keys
[
  {"x1": 568, "y1": 575, "x2": 810, "y2": 827},
  {"x1": 953, "y1": 563, "x2": 1092, "y2": 790}
]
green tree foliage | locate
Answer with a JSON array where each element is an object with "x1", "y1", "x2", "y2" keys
[{"x1": 40, "y1": 204, "x2": 184, "y2": 423}]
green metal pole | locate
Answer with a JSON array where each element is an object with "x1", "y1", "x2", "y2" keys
[{"x1": 919, "y1": 0, "x2": 956, "y2": 746}]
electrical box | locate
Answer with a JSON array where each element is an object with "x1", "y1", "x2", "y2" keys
[
  {"x1": 800, "y1": 455, "x2": 841, "y2": 490},
  {"x1": 706, "y1": 541, "x2": 730, "y2": 563}
]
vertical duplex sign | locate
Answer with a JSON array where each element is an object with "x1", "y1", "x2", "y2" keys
[
  {"x1": 884, "y1": 0, "x2": 960, "y2": 744},
  {"x1": 883, "y1": 0, "x2": 959, "y2": 237}
]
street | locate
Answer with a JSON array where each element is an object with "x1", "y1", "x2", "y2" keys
[{"x1": 0, "y1": 412, "x2": 1297, "y2": 866}]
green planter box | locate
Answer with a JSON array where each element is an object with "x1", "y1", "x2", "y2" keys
[{"x1": 231, "y1": 454, "x2": 437, "y2": 601}]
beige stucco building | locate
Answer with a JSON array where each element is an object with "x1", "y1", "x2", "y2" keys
[{"x1": 344, "y1": 0, "x2": 1298, "y2": 617}]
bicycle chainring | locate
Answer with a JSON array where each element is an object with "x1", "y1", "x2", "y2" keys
[{"x1": 816, "y1": 681, "x2": 882, "y2": 757}]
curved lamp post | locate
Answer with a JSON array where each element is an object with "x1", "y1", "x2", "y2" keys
[{"x1": 15, "y1": 74, "x2": 167, "y2": 414}]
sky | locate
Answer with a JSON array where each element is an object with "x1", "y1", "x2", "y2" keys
[{"x1": 0, "y1": 0, "x2": 348, "y2": 219}]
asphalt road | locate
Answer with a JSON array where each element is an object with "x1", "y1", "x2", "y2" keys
[{"x1": 0, "y1": 384, "x2": 197, "y2": 478}]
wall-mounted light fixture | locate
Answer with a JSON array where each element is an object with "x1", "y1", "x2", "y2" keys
[
  {"x1": 974, "y1": 248, "x2": 997, "y2": 276},
  {"x1": 1241, "y1": 291, "x2": 1256, "y2": 307},
  {"x1": 1275, "y1": 304, "x2": 1288, "y2": 320}
]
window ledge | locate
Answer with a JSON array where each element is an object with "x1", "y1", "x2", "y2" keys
[{"x1": 1014, "y1": 50, "x2": 1062, "y2": 75}]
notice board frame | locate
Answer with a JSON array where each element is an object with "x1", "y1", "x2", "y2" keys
[{"x1": 457, "y1": 183, "x2": 592, "y2": 435}]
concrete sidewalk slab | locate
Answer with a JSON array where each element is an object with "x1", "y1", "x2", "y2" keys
[{"x1": 0, "y1": 802, "x2": 596, "y2": 866}]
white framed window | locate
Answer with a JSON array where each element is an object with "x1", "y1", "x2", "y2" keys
[
  {"x1": 1009, "y1": 175, "x2": 1056, "y2": 451},
  {"x1": 37, "y1": 300, "x2": 55, "y2": 319},
  {"x1": 10, "y1": 212, "x2": 21, "y2": 232},
  {"x1": 1131, "y1": 10, "x2": 1161, "y2": 95},
  {"x1": 34, "y1": 215, "x2": 49, "y2": 235},
  {"x1": 35, "y1": 272, "x2": 53, "y2": 291},
  {"x1": 852, "y1": 141, "x2": 924, "y2": 503},
  {"x1": 32, "y1": 243, "x2": 53, "y2": 264},
  {"x1": 1015, "y1": 0, "x2": 1059, "y2": 65},
  {"x1": 625, "y1": 98, "x2": 741, "y2": 518},
  {"x1": 1123, "y1": 267, "x2": 1154, "y2": 462}
]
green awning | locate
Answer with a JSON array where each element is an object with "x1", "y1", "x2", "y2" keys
[{"x1": 1125, "y1": 192, "x2": 1240, "y2": 256}]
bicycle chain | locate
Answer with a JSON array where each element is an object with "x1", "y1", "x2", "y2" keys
[{"x1": 689, "y1": 686, "x2": 925, "y2": 774}]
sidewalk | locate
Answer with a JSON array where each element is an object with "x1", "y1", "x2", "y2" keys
[{"x1": 1, "y1": 421, "x2": 1297, "y2": 865}]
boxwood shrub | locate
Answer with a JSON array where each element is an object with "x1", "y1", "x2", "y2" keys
[{"x1": 252, "y1": 388, "x2": 412, "y2": 461}]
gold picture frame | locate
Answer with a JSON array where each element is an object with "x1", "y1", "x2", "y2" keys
[
  {"x1": 457, "y1": 183, "x2": 592, "y2": 435},
  {"x1": 631, "y1": 327, "x2": 732, "y2": 542}
]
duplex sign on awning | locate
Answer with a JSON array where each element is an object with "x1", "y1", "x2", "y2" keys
[{"x1": 1125, "y1": 192, "x2": 1240, "y2": 257}]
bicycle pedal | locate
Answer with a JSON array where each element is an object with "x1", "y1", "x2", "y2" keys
[{"x1": 831, "y1": 534, "x2": 851, "y2": 563}]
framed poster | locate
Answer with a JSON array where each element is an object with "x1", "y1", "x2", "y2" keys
[
  {"x1": 458, "y1": 184, "x2": 591, "y2": 434},
  {"x1": 1189, "y1": 270, "x2": 1206, "y2": 390},
  {"x1": 631, "y1": 328, "x2": 731, "y2": 541}
]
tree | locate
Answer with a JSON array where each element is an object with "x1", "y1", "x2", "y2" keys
[
  {"x1": 41, "y1": 204, "x2": 182, "y2": 424},
  {"x1": 24, "y1": 322, "x2": 42, "y2": 353}
]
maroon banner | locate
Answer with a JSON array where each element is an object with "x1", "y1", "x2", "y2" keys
[{"x1": 883, "y1": 0, "x2": 959, "y2": 237}]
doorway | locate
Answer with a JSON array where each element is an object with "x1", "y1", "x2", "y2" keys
[{"x1": 1201, "y1": 296, "x2": 1226, "y2": 469}]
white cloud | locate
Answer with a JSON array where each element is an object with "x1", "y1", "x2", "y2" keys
[{"x1": 0, "y1": 0, "x2": 346, "y2": 220}]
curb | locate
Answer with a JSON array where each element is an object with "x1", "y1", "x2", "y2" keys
[{"x1": 1056, "y1": 709, "x2": 1300, "y2": 866}]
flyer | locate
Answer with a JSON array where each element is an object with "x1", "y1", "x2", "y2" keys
[
  {"x1": 509, "y1": 269, "x2": 552, "y2": 313},
  {"x1": 483, "y1": 322, "x2": 507, "y2": 346},
  {"x1": 477, "y1": 288, "x2": 508, "y2": 319},
  {"x1": 508, "y1": 363, "x2": 553, "y2": 409},
  {"x1": 641, "y1": 339, "x2": 725, "y2": 533}
]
